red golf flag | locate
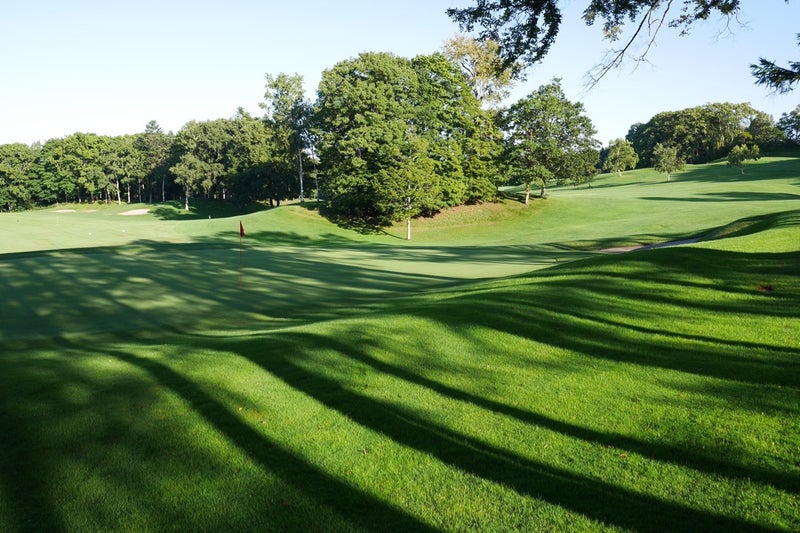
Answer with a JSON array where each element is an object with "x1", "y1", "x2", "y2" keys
[{"x1": 239, "y1": 221, "x2": 245, "y2": 238}]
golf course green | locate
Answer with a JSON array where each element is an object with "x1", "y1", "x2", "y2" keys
[{"x1": 1, "y1": 158, "x2": 798, "y2": 531}]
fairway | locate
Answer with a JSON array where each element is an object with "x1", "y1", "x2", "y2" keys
[{"x1": 1, "y1": 158, "x2": 799, "y2": 531}]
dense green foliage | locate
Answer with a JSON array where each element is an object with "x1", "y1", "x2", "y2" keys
[
  {"x1": 448, "y1": 1, "x2": 795, "y2": 93},
  {"x1": 626, "y1": 102, "x2": 784, "y2": 167},
  {"x1": 447, "y1": 1, "x2": 746, "y2": 77},
  {"x1": 0, "y1": 45, "x2": 795, "y2": 230},
  {"x1": 751, "y1": 33, "x2": 800, "y2": 94},
  {"x1": 602, "y1": 138, "x2": 638, "y2": 175},
  {"x1": 778, "y1": 104, "x2": 800, "y2": 141},
  {"x1": 0, "y1": 143, "x2": 35, "y2": 211},
  {"x1": 502, "y1": 79, "x2": 599, "y2": 203},
  {"x1": 652, "y1": 142, "x2": 684, "y2": 181},
  {"x1": 315, "y1": 52, "x2": 502, "y2": 229},
  {"x1": 1, "y1": 158, "x2": 798, "y2": 531},
  {"x1": 727, "y1": 143, "x2": 761, "y2": 173},
  {"x1": 442, "y1": 35, "x2": 518, "y2": 106},
  {"x1": 261, "y1": 73, "x2": 312, "y2": 204}
]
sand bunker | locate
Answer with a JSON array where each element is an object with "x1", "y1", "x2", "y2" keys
[
  {"x1": 53, "y1": 209, "x2": 76, "y2": 213},
  {"x1": 120, "y1": 209, "x2": 150, "y2": 216}
]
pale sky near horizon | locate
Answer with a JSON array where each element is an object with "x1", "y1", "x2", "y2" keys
[{"x1": 1, "y1": 0, "x2": 798, "y2": 146}]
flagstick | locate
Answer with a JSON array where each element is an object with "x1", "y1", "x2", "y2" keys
[{"x1": 239, "y1": 221, "x2": 245, "y2": 288}]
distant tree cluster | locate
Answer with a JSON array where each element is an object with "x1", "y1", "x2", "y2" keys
[
  {"x1": 625, "y1": 103, "x2": 786, "y2": 168},
  {"x1": 778, "y1": 104, "x2": 800, "y2": 142},
  {"x1": 2, "y1": 38, "x2": 798, "y2": 230},
  {"x1": 0, "y1": 130, "x2": 176, "y2": 212},
  {"x1": 0, "y1": 82, "x2": 311, "y2": 213},
  {"x1": 0, "y1": 42, "x2": 601, "y2": 238},
  {"x1": 0, "y1": 110, "x2": 306, "y2": 213}
]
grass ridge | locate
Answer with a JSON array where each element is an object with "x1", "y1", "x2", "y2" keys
[{"x1": 1, "y1": 157, "x2": 798, "y2": 531}]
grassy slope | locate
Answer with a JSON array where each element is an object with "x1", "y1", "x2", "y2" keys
[{"x1": 0, "y1": 158, "x2": 798, "y2": 531}]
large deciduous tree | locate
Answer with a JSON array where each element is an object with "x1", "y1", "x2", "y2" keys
[
  {"x1": 652, "y1": 143, "x2": 684, "y2": 181},
  {"x1": 447, "y1": 1, "x2": 745, "y2": 84},
  {"x1": 727, "y1": 143, "x2": 760, "y2": 174},
  {"x1": 777, "y1": 104, "x2": 800, "y2": 142},
  {"x1": 411, "y1": 52, "x2": 501, "y2": 208},
  {"x1": 171, "y1": 120, "x2": 231, "y2": 210},
  {"x1": 36, "y1": 133, "x2": 109, "y2": 203},
  {"x1": 502, "y1": 79, "x2": 599, "y2": 205},
  {"x1": 316, "y1": 53, "x2": 428, "y2": 223},
  {"x1": 262, "y1": 73, "x2": 310, "y2": 203},
  {"x1": 603, "y1": 138, "x2": 638, "y2": 176},
  {"x1": 103, "y1": 135, "x2": 143, "y2": 205},
  {"x1": 135, "y1": 120, "x2": 174, "y2": 203},
  {"x1": 0, "y1": 143, "x2": 35, "y2": 211},
  {"x1": 314, "y1": 51, "x2": 501, "y2": 234},
  {"x1": 442, "y1": 35, "x2": 517, "y2": 107},
  {"x1": 226, "y1": 109, "x2": 286, "y2": 208}
]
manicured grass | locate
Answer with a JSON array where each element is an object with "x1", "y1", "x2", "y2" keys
[{"x1": 1, "y1": 158, "x2": 798, "y2": 531}]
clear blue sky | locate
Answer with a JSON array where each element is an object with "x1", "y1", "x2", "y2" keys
[{"x1": 1, "y1": 0, "x2": 798, "y2": 146}]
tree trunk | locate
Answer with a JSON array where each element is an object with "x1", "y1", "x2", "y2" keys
[
  {"x1": 540, "y1": 181, "x2": 547, "y2": 198},
  {"x1": 406, "y1": 218, "x2": 411, "y2": 241},
  {"x1": 298, "y1": 150, "x2": 305, "y2": 202},
  {"x1": 184, "y1": 187, "x2": 190, "y2": 211},
  {"x1": 115, "y1": 178, "x2": 122, "y2": 205},
  {"x1": 524, "y1": 183, "x2": 531, "y2": 206}
]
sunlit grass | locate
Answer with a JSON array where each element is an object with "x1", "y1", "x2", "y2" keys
[{"x1": 1, "y1": 157, "x2": 798, "y2": 531}]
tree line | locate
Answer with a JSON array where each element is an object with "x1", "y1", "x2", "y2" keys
[{"x1": 1, "y1": 43, "x2": 799, "y2": 235}]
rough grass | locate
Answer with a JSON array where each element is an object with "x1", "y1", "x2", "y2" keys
[{"x1": 0, "y1": 157, "x2": 798, "y2": 531}]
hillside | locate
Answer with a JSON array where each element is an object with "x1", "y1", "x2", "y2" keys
[{"x1": 0, "y1": 157, "x2": 798, "y2": 531}]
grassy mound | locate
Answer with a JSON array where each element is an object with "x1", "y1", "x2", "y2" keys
[{"x1": 1, "y1": 158, "x2": 798, "y2": 531}]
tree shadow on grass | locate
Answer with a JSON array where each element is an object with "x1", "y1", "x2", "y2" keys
[
  {"x1": 150, "y1": 199, "x2": 266, "y2": 221},
  {"x1": 701, "y1": 209, "x2": 800, "y2": 240},
  {"x1": 438, "y1": 276, "x2": 800, "y2": 388},
  {"x1": 222, "y1": 332, "x2": 778, "y2": 532},
  {"x1": 236, "y1": 329, "x2": 800, "y2": 496},
  {"x1": 104, "y1": 347, "x2": 436, "y2": 532},
  {"x1": 642, "y1": 192, "x2": 800, "y2": 202},
  {"x1": 0, "y1": 233, "x2": 591, "y2": 343},
  {"x1": 0, "y1": 238, "x2": 472, "y2": 341},
  {"x1": 674, "y1": 158, "x2": 800, "y2": 184},
  {"x1": 0, "y1": 342, "x2": 438, "y2": 532},
  {"x1": 535, "y1": 247, "x2": 800, "y2": 319},
  {"x1": 0, "y1": 385, "x2": 65, "y2": 531}
]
